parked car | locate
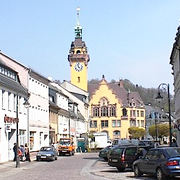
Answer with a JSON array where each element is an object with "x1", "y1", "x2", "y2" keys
[
  {"x1": 36, "y1": 146, "x2": 58, "y2": 161},
  {"x1": 133, "y1": 147, "x2": 180, "y2": 180},
  {"x1": 99, "y1": 146, "x2": 112, "y2": 161},
  {"x1": 108, "y1": 145, "x2": 148, "y2": 172}
]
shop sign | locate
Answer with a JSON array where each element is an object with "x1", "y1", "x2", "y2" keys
[{"x1": 4, "y1": 114, "x2": 19, "y2": 123}]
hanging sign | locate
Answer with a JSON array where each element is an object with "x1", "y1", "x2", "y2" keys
[{"x1": 4, "y1": 114, "x2": 19, "y2": 123}]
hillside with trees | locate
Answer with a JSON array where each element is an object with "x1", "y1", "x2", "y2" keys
[{"x1": 88, "y1": 78, "x2": 174, "y2": 112}]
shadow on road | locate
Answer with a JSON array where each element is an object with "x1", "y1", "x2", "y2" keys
[{"x1": 83, "y1": 157, "x2": 99, "y2": 160}]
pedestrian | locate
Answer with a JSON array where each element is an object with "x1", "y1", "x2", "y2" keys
[
  {"x1": 25, "y1": 143, "x2": 31, "y2": 162},
  {"x1": 172, "y1": 139, "x2": 178, "y2": 147},
  {"x1": 19, "y1": 145, "x2": 25, "y2": 161},
  {"x1": 13, "y1": 143, "x2": 17, "y2": 161}
]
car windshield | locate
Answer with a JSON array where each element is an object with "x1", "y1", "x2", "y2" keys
[
  {"x1": 40, "y1": 147, "x2": 52, "y2": 151},
  {"x1": 166, "y1": 148, "x2": 180, "y2": 158},
  {"x1": 59, "y1": 141, "x2": 70, "y2": 146},
  {"x1": 113, "y1": 139, "x2": 131, "y2": 145}
]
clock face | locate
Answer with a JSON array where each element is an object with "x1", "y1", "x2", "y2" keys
[{"x1": 74, "y1": 62, "x2": 83, "y2": 72}]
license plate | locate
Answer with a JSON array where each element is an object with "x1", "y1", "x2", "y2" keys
[
  {"x1": 62, "y1": 151, "x2": 67, "y2": 152},
  {"x1": 112, "y1": 159, "x2": 118, "y2": 162},
  {"x1": 41, "y1": 156, "x2": 46, "y2": 158}
]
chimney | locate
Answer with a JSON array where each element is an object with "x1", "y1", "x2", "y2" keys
[{"x1": 118, "y1": 79, "x2": 124, "y2": 88}]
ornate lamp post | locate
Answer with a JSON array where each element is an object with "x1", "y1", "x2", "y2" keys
[
  {"x1": 156, "y1": 83, "x2": 172, "y2": 147},
  {"x1": 23, "y1": 99, "x2": 30, "y2": 146}
]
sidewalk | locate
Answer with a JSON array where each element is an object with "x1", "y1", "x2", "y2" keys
[{"x1": 0, "y1": 152, "x2": 37, "y2": 173}]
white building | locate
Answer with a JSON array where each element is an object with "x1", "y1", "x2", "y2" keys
[
  {"x1": 50, "y1": 81, "x2": 87, "y2": 146},
  {"x1": 0, "y1": 61, "x2": 28, "y2": 162},
  {"x1": 170, "y1": 25, "x2": 180, "y2": 146},
  {"x1": 0, "y1": 52, "x2": 50, "y2": 151},
  {"x1": 28, "y1": 69, "x2": 50, "y2": 151}
]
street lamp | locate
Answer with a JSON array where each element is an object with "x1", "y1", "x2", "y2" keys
[
  {"x1": 23, "y1": 99, "x2": 30, "y2": 146},
  {"x1": 156, "y1": 83, "x2": 172, "y2": 147},
  {"x1": 16, "y1": 94, "x2": 20, "y2": 168}
]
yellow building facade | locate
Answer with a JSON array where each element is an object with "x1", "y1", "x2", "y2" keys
[{"x1": 88, "y1": 77, "x2": 145, "y2": 140}]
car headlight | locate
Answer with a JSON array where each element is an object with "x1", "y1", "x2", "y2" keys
[{"x1": 37, "y1": 153, "x2": 41, "y2": 156}]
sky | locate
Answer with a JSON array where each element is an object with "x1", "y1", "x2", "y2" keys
[{"x1": 0, "y1": 0, "x2": 180, "y2": 93}]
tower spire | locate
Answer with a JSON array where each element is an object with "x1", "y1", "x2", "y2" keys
[
  {"x1": 76, "y1": 7, "x2": 80, "y2": 26},
  {"x1": 75, "y1": 7, "x2": 82, "y2": 39}
]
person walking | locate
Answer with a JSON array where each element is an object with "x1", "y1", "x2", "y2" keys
[
  {"x1": 25, "y1": 143, "x2": 31, "y2": 162},
  {"x1": 172, "y1": 139, "x2": 178, "y2": 147},
  {"x1": 13, "y1": 143, "x2": 17, "y2": 161}
]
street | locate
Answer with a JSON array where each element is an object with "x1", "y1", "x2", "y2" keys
[{"x1": 0, "y1": 153, "x2": 180, "y2": 180}]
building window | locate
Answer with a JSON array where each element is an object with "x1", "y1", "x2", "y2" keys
[
  {"x1": 122, "y1": 108, "x2": 127, "y2": 116},
  {"x1": 141, "y1": 111, "x2": 144, "y2": 117},
  {"x1": 133, "y1": 110, "x2": 136, "y2": 117},
  {"x1": 78, "y1": 77, "x2": 80, "y2": 83},
  {"x1": 113, "y1": 130, "x2": 120, "y2": 138},
  {"x1": 90, "y1": 120, "x2": 97, "y2": 128},
  {"x1": 130, "y1": 120, "x2": 136, "y2": 127},
  {"x1": 13, "y1": 94, "x2": 16, "y2": 111},
  {"x1": 137, "y1": 110, "x2": 139, "y2": 117},
  {"x1": 130, "y1": 110, "x2": 132, "y2": 117},
  {"x1": 137, "y1": 120, "x2": 140, "y2": 127},
  {"x1": 2, "y1": 90, "x2": 5, "y2": 109},
  {"x1": 92, "y1": 107, "x2": 99, "y2": 117},
  {"x1": 101, "y1": 120, "x2": 108, "y2": 128},
  {"x1": 101, "y1": 106, "x2": 108, "y2": 117},
  {"x1": 8, "y1": 92, "x2": 11, "y2": 110},
  {"x1": 110, "y1": 106, "x2": 116, "y2": 117},
  {"x1": 112, "y1": 120, "x2": 121, "y2": 127},
  {"x1": 141, "y1": 120, "x2": 145, "y2": 127}
]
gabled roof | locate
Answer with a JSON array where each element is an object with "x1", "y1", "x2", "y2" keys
[{"x1": 88, "y1": 79, "x2": 144, "y2": 107}]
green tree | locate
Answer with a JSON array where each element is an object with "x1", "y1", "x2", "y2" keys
[
  {"x1": 128, "y1": 127, "x2": 146, "y2": 139},
  {"x1": 149, "y1": 123, "x2": 169, "y2": 139}
]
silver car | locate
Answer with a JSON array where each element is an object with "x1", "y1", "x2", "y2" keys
[{"x1": 36, "y1": 146, "x2": 58, "y2": 161}]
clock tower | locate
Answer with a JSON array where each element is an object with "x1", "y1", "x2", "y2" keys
[{"x1": 68, "y1": 7, "x2": 90, "y2": 92}]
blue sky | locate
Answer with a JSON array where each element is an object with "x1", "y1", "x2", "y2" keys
[{"x1": 0, "y1": 0, "x2": 179, "y2": 93}]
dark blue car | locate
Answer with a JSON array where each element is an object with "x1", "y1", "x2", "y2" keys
[{"x1": 133, "y1": 147, "x2": 180, "y2": 180}]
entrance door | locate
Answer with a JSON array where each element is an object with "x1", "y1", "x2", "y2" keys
[{"x1": 8, "y1": 129, "x2": 16, "y2": 161}]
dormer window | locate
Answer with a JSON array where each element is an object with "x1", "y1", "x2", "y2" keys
[{"x1": 76, "y1": 50, "x2": 81, "y2": 54}]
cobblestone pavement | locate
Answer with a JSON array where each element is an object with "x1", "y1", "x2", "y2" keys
[{"x1": 1, "y1": 153, "x2": 180, "y2": 180}]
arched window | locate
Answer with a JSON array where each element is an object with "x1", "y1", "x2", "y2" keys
[
  {"x1": 93, "y1": 107, "x2": 99, "y2": 117},
  {"x1": 76, "y1": 50, "x2": 81, "y2": 54},
  {"x1": 101, "y1": 106, "x2": 108, "y2": 117},
  {"x1": 122, "y1": 108, "x2": 127, "y2": 116},
  {"x1": 110, "y1": 106, "x2": 116, "y2": 117},
  {"x1": 113, "y1": 130, "x2": 121, "y2": 138}
]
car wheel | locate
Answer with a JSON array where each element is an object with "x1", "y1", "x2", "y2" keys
[
  {"x1": 55, "y1": 156, "x2": 57, "y2": 160},
  {"x1": 156, "y1": 168, "x2": 166, "y2": 180},
  {"x1": 36, "y1": 157, "x2": 40, "y2": 161},
  {"x1": 117, "y1": 167, "x2": 125, "y2": 172},
  {"x1": 134, "y1": 165, "x2": 143, "y2": 177}
]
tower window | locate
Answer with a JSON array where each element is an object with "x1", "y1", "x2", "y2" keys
[
  {"x1": 78, "y1": 77, "x2": 80, "y2": 83},
  {"x1": 76, "y1": 50, "x2": 81, "y2": 54}
]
